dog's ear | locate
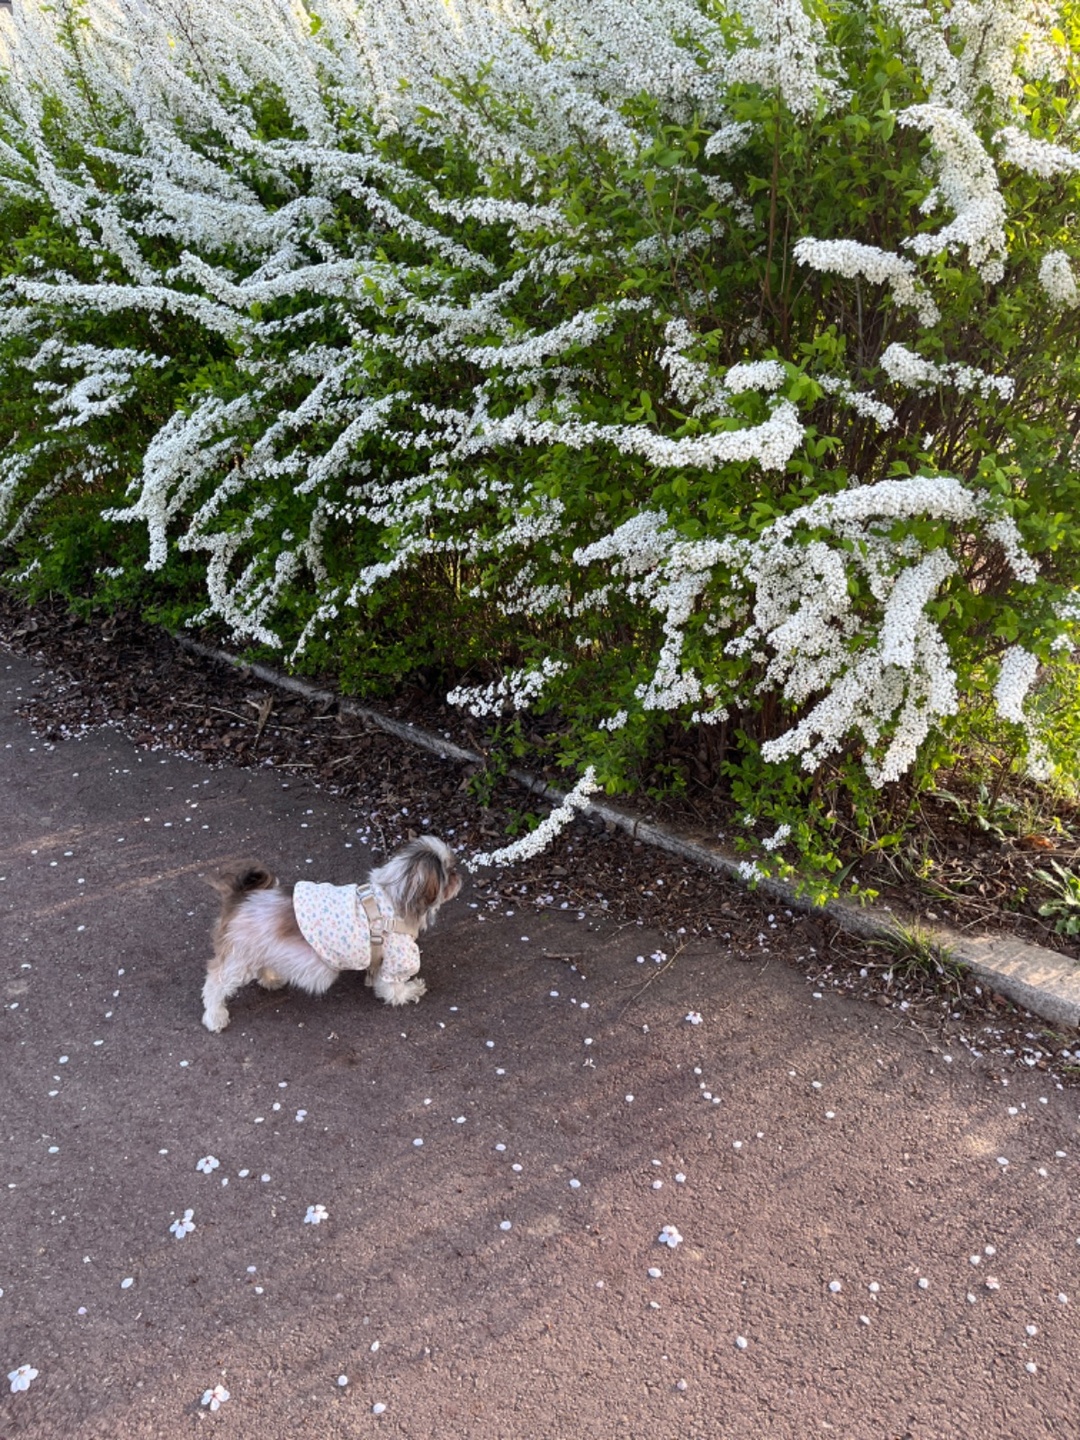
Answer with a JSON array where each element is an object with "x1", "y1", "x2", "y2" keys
[
  {"x1": 419, "y1": 855, "x2": 444, "y2": 911},
  {"x1": 421, "y1": 864, "x2": 443, "y2": 909},
  {"x1": 403, "y1": 852, "x2": 445, "y2": 917}
]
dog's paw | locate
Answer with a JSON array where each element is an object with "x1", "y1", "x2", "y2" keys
[
  {"x1": 376, "y1": 976, "x2": 427, "y2": 1006},
  {"x1": 202, "y1": 1006, "x2": 230, "y2": 1033}
]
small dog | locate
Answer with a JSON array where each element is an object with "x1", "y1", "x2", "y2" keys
[{"x1": 201, "y1": 835, "x2": 460, "y2": 1032}]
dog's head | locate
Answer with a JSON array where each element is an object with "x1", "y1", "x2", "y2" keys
[{"x1": 370, "y1": 835, "x2": 461, "y2": 929}]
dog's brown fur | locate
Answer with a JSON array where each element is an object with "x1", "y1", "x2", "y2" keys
[{"x1": 209, "y1": 866, "x2": 278, "y2": 941}]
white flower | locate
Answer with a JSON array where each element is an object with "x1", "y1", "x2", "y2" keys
[
  {"x1": 993, "y1": 646, "x2": 1039, "y2": 725},
  {"x1": 169, "y1": 1208, "x2": 195, "y2": 1239},
  {"x1": 600, "y1": 709, "x2": 628, "y2": 731},
  {"x1": 724, "y1": 360, "x2": 787, "y2": 395},
  {"x1": 996, "y1": 127, "x2": 1080, "y2": 180},
  {"x1": 8, "y1": 1365, "x2": 38, "y2": 1394},
  {"x1": 201, "y1": 1384, "x2": 230, "y2": 1411},
  {"x1": 1038, "y1": 251, "x2": 1078, "y2": 309},
  {"x1": 880, "y1": 344, "x2": 1014, "y2": 400},
  {"x1": 658, "y1": 1224, "x2": 683, "y2": 1248},
  {"x1": 469, "y1": 768, "x2": 600, "y2": 869},
  {"x1": 897, "y1": 105, "x2": 1006, "y2": 280},
  {"x1": 737, "y1": 860, "x2": 765, "y2": 883},
  {"x1": 195, "y1": 1155, "x2": 220, "y2": 1175},
  {"x1": 304, "y1": 1203, "x2": 329, "y2": 1225},
  {"x1": 447, "y1": 657, "x2": 568, "y2": 718},
  {"x1": 704, "y1": 122, "x2": 755, "y2": 157},
  {"x1": 793, "y1": 238, "x2": 939, "y2": 325},
  {"x1": 818, "y1": 375, "x2": 897, "y2": 430},
  {"x1": 719, "y1": 0, "x2": 842, "y2": 118}
]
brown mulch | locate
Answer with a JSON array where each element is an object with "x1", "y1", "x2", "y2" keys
[{"x1": 0, "y1": 587, "x2": 1077, "y2": 1084}]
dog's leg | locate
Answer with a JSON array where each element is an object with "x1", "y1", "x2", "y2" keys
[
  {"x1": 202, "y1": 954, "x2": 250, "y2": 1032},
  {"x1": 201, "y1": 968, "x2": 233, "y2": 1032},
  {"x1": 257, "y1": 968, "x2": 287, "y2": 990}
]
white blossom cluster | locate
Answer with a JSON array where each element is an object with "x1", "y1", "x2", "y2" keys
[
  {"x1": 733, "y1": 480, "x2": 1037, "y2": 781},
  {"x1": 468, "y1": 767, "x2": 600, "y2": 869},
  {"x1": 599, "y1": 709, "x2": 629, "y2": 731},
  {"x1": 993, "y1": 644, "x2": 1039, "y2": 725},
  {"x1": 881, "y1": 0, "x2": 1067, "y2": 114},
  {"x1": 724, "y1": 359, "x2": 787, "y2": 394},
  {"x1": 995, "y1": 126, "x2": 1080, "y2": 180},
  {"x1": 818, "y1": 376, "x2": 897, "y2": 430},
  {"x1": 719, "y1": 0, "x2": 842, "y2": 119},
  {"x1": 575, "y1": 511, "x2": 732, "y2": 714},
  {"x1": 658, "y1": 322, "x2": 788, "y2": 417},
  {"x1": 703, "y1": 121, "x2": 755, "y2": 158},
  {"x1": 993, "y1": 644, "x2": 1050, "y2": 778},
  {"x1": 793, "y1": 238, "x2": 940, "y2": 326},
  {"x1": 574, "y1": 477, "x2": 1040, "y2": 786},
  {"x1": 659, "y1": 319, "x2": 733, "y2": 417},
  {"x1": 879, "y1": 343, "x2": 1015, "y2": 400},
  {"x1": 945, "y1": 0, "x2": 1068, "y2": 108},
  {"x1": 24, "y1": 340, "x2": 169, "y2": 430},
  {"x1": 1038, "y1": 251, "x2": 1079, "y2": 310},
  {"x1": 898, "y1": 105, "x2": 1007, "y2": 281},
  {"x1": 447, "y1": 658, "x2": 569, "y2": 718}
]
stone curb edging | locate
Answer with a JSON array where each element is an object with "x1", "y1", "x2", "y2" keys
[{"x1": 175, "y1": 635, "x2": 1080, "y2": 1032}]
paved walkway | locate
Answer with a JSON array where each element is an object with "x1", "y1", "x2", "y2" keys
[{"x1": 1, "y1": 645, "x2": 1078, "y2": 1439}]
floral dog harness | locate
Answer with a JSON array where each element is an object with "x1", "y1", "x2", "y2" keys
[{"x1": 293, "y1": 881, "x2": 420, "y2": 982}]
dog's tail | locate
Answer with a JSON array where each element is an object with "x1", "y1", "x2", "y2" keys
[{"x1": 208, "y1": 864, "x2": 277, "y2": 898}]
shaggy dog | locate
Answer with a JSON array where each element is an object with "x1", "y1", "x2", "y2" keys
[{"x1": 201, "y1": 835, "x2": 460, "y2": 1031}]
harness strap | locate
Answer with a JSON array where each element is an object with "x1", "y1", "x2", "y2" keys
[
  {"x1": 356, "y1": 884, "x2": 419, "y2": 975},
  {"x1": 357, "y1": 888, "x2": 385, "y2": 968}
]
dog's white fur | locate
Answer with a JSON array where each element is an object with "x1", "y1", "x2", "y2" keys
[{"x1": 201, "y1": 835, "x2": 460, "y2": 1032}]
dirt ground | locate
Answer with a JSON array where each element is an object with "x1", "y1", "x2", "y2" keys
[{"x1": 2, "y1": 641, "x2": 1080, "y2": 1439}]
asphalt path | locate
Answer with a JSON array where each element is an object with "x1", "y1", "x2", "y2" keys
[{"x1": 2, "y1": 645, "x2": 1078, "y2": 1439}]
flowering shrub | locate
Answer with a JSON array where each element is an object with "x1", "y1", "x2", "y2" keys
[{"x1": 0, "y1": 0, "x2": 1078, "y2": 884}]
